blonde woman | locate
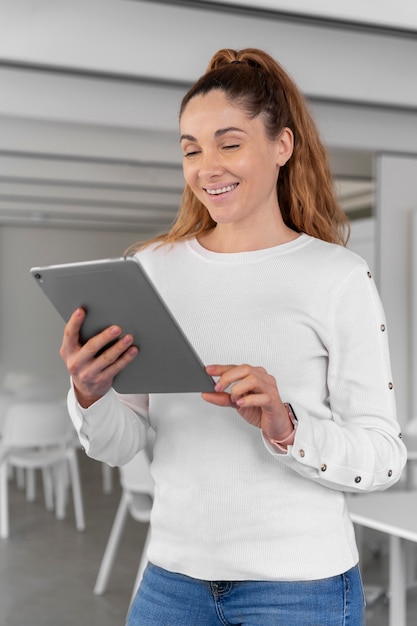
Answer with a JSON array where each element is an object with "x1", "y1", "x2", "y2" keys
[{"x1": 61, "y1": 48, "x2": 406, "y2": 625}]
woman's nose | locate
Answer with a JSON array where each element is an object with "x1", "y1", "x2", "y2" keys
[{"x1": 198, "y1": 149, "x2": 224, "y2": 178}]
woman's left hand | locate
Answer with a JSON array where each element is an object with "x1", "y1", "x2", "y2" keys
[{"x1": 202, "y1": 364, "x2": 293, "y2": 441}]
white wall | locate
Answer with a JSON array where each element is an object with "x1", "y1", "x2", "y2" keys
[
  {"x1": 0, "y1": 225, "x2": 147, "y2": 395},
  {"x1": 377, "y1": 153, "x2": 417, "y2": 426},
  {"x1": 348, "y1": 218, "x2": 376, "y2": 275},
  {"x1": 1, "y1": 0, "x2": 417, "y2": 417}
]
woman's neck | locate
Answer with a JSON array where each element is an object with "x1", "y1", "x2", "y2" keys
[{"x1": 198, "y1": 224, "x2": 300, "y2": 253}]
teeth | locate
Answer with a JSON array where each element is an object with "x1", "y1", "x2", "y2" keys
[{"x1": 206, "y1": 184, "x2": 237, "y2": 195}]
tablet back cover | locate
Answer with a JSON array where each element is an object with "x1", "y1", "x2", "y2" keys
[{"x1": 30, "y1": 257, "x2": 215, "y2": 394}]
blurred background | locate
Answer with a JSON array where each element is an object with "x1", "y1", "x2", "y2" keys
[
  {"x1": 1, "y1": 2, "x2": 417, "y2": 625},
  {"x1": 0, "y1": 0, "x2": 416, "y2": 424}
]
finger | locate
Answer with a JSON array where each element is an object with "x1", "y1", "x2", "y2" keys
[
  {"x1": 65, "y1": 330, "x2": 135, "y2": 383},
  {"x1": 60, "y1": 307, "x2": 87, "y2": 355},
  {"x1": 68, "y1": 306, "x2": 86, "y2": 330},
  {"x1": 80, "y1": 325, "x2": 124, "y2": 361},
  {"x1": 71, "y1": 341, "x2": 138, "y2": 397},
  {"x1": 201, "y1": 391, "x2": 235, "y2": 407},
  {"x1": 210, "y1": 364, "x2": 258, "y2": 393},
  {"x1": 96, "y1": 334, "x2": 138, "y2": 368},
  {"x1": 90, "y1": 342, "x2": 138, "y2": 381},
  {"x1": 235, "y1": 392, "x2": 272, "y2": 409},
  {"x1": 228, "y1": 374, "x2": 265, "y2": 399},
  {"x1": 206, "y1": 364, "x2": 238, "y2": 378}
]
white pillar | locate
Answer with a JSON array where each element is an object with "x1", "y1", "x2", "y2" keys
[{"x1": 377, "y1": 153, "x2": 417, "y2": 427}]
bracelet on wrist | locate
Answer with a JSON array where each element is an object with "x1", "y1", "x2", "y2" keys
[{"x1": 268, "y1": 403, "x2": 298, "y2": 450}]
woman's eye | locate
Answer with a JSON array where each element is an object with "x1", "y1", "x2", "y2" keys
[
  {"x1": 223, "y1": 144, "x2": 240, "y2": 150},
  {"x1": 184, "y1": 150, "x2": 200, "y2": 158}
]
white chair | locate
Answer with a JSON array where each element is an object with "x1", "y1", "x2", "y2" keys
[
  {"x1": 0, "y1": 384, "x2": 63, "y2": 495},
  {"x1": 0, "y1": 400, "x2": 85, "y2": 539},
  {"x1": 94, "y1": 448, "x2": 154, "y2": 604},
  {"x1": 101, "y1": 462, "x2": 114, "y2": 494}
]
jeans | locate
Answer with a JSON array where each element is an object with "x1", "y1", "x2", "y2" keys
[{"x1": 126, "y1": 562, "x2": 366, "y2": 626}]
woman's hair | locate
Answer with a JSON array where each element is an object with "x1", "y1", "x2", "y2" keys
[{"x1": 130, "y1": 47, "x2": 349, "y2": 252}]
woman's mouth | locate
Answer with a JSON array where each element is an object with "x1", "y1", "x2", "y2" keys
[{"x1": 204, "y1": 183, "x2": 238, "y2": 196}]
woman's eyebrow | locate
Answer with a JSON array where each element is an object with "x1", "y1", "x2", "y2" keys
[
  {"x1": 180, "y1": 127, "x2": 245, "y2": 143},
  {"x1": 180, "y1": 133, "x2": 196, "y2": 143},
  {"x1": 214, "y1": 126, "x2": 245, "y2": 138}
]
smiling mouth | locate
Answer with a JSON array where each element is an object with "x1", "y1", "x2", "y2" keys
[{"x1": 204, "y1": 184, "x2": 238, "y2": 196}]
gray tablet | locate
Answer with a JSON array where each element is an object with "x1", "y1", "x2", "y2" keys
[{"x1": 30, "y1": 256, "x2": 215, "y2": 394}]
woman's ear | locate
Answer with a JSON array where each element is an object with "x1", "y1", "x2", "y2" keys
[{"x1": 276, "y1": 127, "x2": 294, "y2": 167}]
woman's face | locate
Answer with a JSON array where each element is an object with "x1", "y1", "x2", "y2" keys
[{"x1": 180, "y1": 90, "x2": 292, "y2": 231}]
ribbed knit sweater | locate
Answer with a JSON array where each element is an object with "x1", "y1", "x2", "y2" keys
[{"x1": 68, "y1": 234, "x2": 406, "y2": 581}]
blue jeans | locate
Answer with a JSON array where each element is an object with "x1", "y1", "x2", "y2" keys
[{"x1": 126, "y1": 563, "x2": 366, "y2": 626}]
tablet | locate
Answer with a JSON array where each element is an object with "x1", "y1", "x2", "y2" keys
[{"x1": 30, "y1": 256, "x2": 215, "y2": 394}]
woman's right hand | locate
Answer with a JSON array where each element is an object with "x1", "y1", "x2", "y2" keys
[{"x1": 60, "y1": 307, "x2": 138, "y2": 408}]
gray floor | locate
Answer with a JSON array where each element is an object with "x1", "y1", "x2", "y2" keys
[{"x1": 1, "y1": 451, "x2": 416, "y2": 626}]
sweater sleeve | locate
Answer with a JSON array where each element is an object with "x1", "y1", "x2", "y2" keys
[
  {"x1": 67, "y1": 381, "x2": 150, "y2": 467},
  {"x1": 265, "y1": 263, "x2": 407, "y2": 492}
]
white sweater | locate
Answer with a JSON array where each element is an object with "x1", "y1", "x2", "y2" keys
[{"x1": 68, "y1": 234, "x2": 407, "y2": 581}]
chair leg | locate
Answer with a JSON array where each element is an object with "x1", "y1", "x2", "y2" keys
[
  {"x1": 67, "y1": 450, "x2": 85, "y2": 531},
  {"x1": 16, "y1": 466, "x2": 25, "y2": 488},
  {"x1": 0, "y1": 461, "x2": 10, "y2": 539},
  {"x1": 102, "y1": 463, "x2": 113, "y2": 494},
  {"x1": 406, "y1": 542, "x2": 417, "y2": 589},
  {"x1": 54, "y1": 461, "x2": 66, "y2": 520},
  {"x1": 26, "y1": 468, "x2": 36, "y2": 502},
  {"x1": 42, "y1": 467, "x2": 54, "y2": 512},
  {"x1": 61, "y1": 458, "x2": 70, "y2": 510},
  {"x1": 94, "y1": 493, "x2": 129, "y2": 595}
]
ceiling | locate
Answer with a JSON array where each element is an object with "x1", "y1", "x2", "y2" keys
[
  {"x1": 2, "y1": 0, "x2": 416, "y2": 233},
  {"x1": 198, "y1": 0, "x2": 417, "y2": 32},
  {"x1": 0, "y1": 148, "x2": 375, "y2": 232}
]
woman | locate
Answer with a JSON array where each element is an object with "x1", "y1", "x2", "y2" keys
[{"x1": 61, "y1": 48, "x2": 407, "y2": 625}]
